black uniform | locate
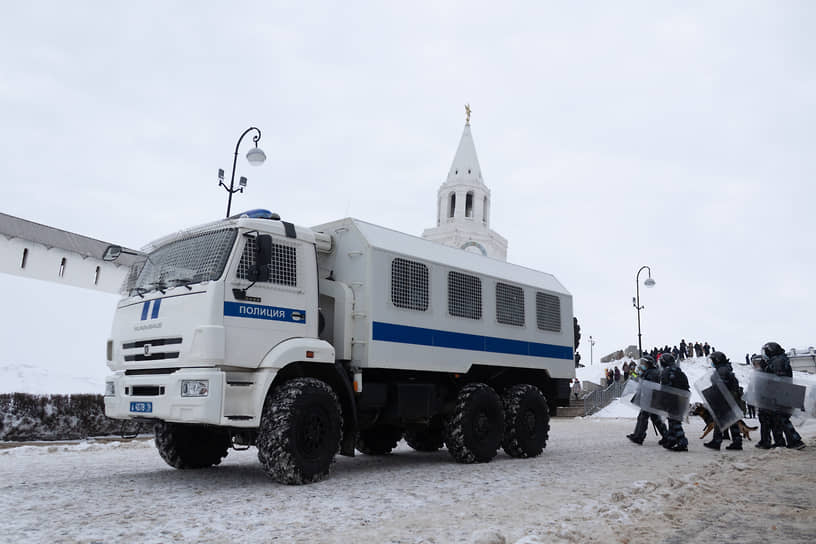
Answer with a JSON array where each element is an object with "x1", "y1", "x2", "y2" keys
[
  {"x1": 765, "y1": 352, "x2": 805, "y2": 449},
  {"x1": 627, "y1": 361, "x2": 668, "y2": 445},
  {"x1": 704, "y1": 353, "x2": 742, "y2": 450},
  {"x1": 660, "y1": 355, "x2": 689, "y2": 451}
]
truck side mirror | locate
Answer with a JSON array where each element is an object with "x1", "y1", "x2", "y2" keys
[
  {"x1": 103, "y1": 245, "x2": 122, "y2": 262},
  {"x1": 249, "y1": 234, "x2": 272, "y2": 282}
]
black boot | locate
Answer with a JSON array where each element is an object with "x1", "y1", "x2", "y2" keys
[
  {"x1": 627, "y1": 434, "x2": 643, "y2": 445},
  {"x1": 725, "y1": 443, "x2": 742, "y2": 451},
  {"x1": 703, "y1": 441, "x2": 720, "y2": 450}
]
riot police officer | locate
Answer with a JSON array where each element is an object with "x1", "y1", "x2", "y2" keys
[
  {"x1": 659, "y1": 354, "x2": 689, "y2": 451},
  {"x1": 762, "y1": 342, "x2": 805, "y2": 450},
  {"x1": 627, "y1": 355, "x2": 668, "y2": 445},
  {"x1": 704, "y1": 351, "x2": 743, "y2": 451}
]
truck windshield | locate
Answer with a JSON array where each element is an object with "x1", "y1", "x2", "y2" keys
[{"x1": 123, "y1": 228, "x2": 237, "y2": 296}]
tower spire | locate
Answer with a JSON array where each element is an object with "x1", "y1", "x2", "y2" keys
[{"x1": 421, "y1": 106, "x2": 508, "y2": 261}]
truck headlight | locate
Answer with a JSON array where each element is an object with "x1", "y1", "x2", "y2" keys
[
  {"x1": 181, "y1": 380, "x2": 209, "y2": 397},
  {"x1": 105, "y1": 382, "x2": 115, "y2": 396}
]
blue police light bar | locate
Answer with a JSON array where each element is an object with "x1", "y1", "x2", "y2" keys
[{"x1": 228, "y1": 209, "x2": 281, "y2": 220}]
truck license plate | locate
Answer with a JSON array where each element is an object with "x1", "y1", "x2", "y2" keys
[{"x1": 130, "y1": 401, "x2": 153, "y2": 413}]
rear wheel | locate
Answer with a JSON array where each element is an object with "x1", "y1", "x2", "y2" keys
[
  {"x1": 356, "y1": 425, "x2": 403, "y2": 455},
  {"x1": 257, "y1": 378, "x2": 342, "y2": 485},
  {"x1": 444, "y1": 383, "x2": 504, "y2": 463},
  {"x1": 501, "y1": 384, "x2": 549, "y2": 458},
  {"x1": 154, "y1": 422, "x2": 230, "y2": 469}
]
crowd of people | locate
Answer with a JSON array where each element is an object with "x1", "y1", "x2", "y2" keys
[
  {"x1": 645, "y1": 339, "x2": 715, "y2": 361},
  {"x1": 626, "y1": 341, "x2": 805, "y2": 452}
]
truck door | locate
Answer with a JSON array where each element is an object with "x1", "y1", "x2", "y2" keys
[{"x1": 223, "y1": 232, "x2": 315, "y2": 366}]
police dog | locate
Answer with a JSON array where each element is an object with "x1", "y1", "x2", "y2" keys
[{"x1": 690, "y1": 403, "x2": 758, "y2": 441}]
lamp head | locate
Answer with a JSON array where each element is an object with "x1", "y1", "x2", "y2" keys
[
  {"x1": 239, "y1": 176, "x2": 247, "y2": 188},
  {"x1": 246, "y1": 146, "x2": 266, "y2": 166},
  {"x1": 644, "y1": 277, "x2": 656, "y2": 288}
]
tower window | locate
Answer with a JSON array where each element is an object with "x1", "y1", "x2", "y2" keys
[
  {"x1": 448, "y1": 192, "x2": 456, "y2": 218},
  {"x1": 465, "y1": 192, "x2": 474, "y2": 218},
  {"x1": 483, "y1": 196, "x2": 489, "y2": 224}
]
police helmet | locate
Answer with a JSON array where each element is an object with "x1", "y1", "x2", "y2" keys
[
  {"x1": 762, "y1": 342, "x2": 784, "y2": 358},
  {"x1": 659, "y1": 353, "x2": 675, "y2": 367},
  {"x1": 709, "y1": 351, "x2": 728, "y2": 367},
  {"x1": 639, "y1": 355, "x2": 656, "y2": 368}
]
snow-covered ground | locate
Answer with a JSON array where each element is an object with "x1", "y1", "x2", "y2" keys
[{"x1": 1, "y1": 419, "x2": 814, "y2": 543}]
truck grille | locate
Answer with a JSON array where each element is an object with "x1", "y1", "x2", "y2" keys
[{"x1": 122, "y1": 337, "x2": 183, "y2": 362}]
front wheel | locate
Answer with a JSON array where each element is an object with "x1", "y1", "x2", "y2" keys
[
  {"x1": 444, "y1": 383, "x2": 504, "y2": 463},
  {"x1": 257, "y1": 378, "x2": 342, "y2": 485},
  {"x1": 154, "y1": 422, "x2": 230, "y2": 469}
]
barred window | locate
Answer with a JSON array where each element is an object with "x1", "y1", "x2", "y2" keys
[
  {"x1": 237, "y1": 237, "x2": 298, "y2": 287},
  {"x1": 496, "y1": 282, "x2": 525, "y2": 326},
  {"x1": 536, "y1": 292, "x2": 561, "y2": 332},
  {"x1": 448, "y1": 271, "x2": 481, "y2": 319},
  {"x1": 392, "y1": 258, "x2": 429, "y2": 311}
]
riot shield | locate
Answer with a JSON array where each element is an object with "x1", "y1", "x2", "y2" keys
[
  {"x1": 633, "y1": 380, "x2": 690, "y2": 420},
  {"x1": 622, "y1": 377, "x2": 640, "y2": 398},
  {"x1": 743, "y1": 371, "x2": 805, "y2": 415},
  {"x1": 693, "y1": 371, "x2": 743, "y2": 430}
]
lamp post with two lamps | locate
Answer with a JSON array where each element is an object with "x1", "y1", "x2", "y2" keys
[
  {"x1": 219, "y1": 126, "x2": 267, "y2": 218},
  {"x1": 633, "y1": 265, "x2": 656, "y2": 357}
]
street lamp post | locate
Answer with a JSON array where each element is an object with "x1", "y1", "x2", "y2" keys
[
  {"x1": 589, "y1": 335, "x2": 596, "y2": 365},
  {"x1": 219, "y1": 126, "x2": 267, "y2": 218},
  {"x1": 632, "y1": 265, "x2": 656, "y2": 357}
]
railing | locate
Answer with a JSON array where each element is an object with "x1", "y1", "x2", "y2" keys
[{"x1": 582, "y1": 379, "x2": 628, "y2": 416}]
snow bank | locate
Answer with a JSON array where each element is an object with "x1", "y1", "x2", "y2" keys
[{"x1": 0, "y1": 362, "x2": 103, "y2": 394}]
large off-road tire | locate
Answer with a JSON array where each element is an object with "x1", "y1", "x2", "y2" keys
[
  {"x1": 404, "y1": 426, "x2": 444, "y2": 452},
  {"x1": 501, "y1": 384, "x2": 550, "y2": 458},
  {"x1": 444, "y1": 383, "x2": 505, "y2": 463},
  {"x1": 356, "y1": 425, "x2": 403, "y2": 455},
  {"x1": 154, "y1": 422, "x2": 230, "y2": 469},
  {"x1": 257, "y1": 378, "x2": 342, "y2": 485}
]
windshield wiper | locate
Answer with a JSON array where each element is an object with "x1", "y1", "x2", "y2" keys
[
  {"x1": 169, "y1": 278, "x2": 195, "y2": 291},
  {"x1": 148, "y1": 280, "x2": 167, "y2": 294}
]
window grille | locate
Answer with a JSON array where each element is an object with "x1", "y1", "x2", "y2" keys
[
  {"x1": 536, "y1": 292, "x2": 561, "y2": 332},
  {"x1": 496, "y1": 282, "x2": 525, "y2": 326},
  {"x1": 392, "y1": 258, "x2": 429, "y2": 311},
  {"x1": 125, "y1": 228, "x2": 236, "y2": 295},
  {"x1": 237, "y1": 237, "x2": 298, "y2": 287},
  {"x1": 448, "y1": 271, "x2": 481, "y2": 319}
]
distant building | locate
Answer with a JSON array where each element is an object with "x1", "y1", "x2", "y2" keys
[{"x1": 422, "y1": 107, "x2": 508, "y2": 260}]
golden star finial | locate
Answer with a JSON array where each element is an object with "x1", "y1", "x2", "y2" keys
[{"x1": 465, "y1": 104, "x2": 471, "y2": 125}]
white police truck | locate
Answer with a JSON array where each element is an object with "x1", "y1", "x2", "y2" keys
[{"x1": 103, "y1": 210, "x2": 574, "y2": 484}]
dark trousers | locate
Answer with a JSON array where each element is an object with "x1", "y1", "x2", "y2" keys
[
  {"x1": 758, "y1": 409, "x2": 784, "y2": 445},
  {"x1": 632, "y1": 410, "x2": 667, "y2": 441},
  {"x1": 665, "y1": 418, "x2": 687, "y2": 448},
  {"x1": 711, "y1": 422, "x2": 741, "y2": 446},
  {"x1": 773, "y1": 413, "x2": 801, "y2": 446}
]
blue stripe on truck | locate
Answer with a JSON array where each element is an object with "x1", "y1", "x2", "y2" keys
[{"x1": 372, "y1": 321, "x2": 574, "y2": 360}]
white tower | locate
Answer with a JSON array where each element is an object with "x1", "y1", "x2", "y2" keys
[{"x1": 422, "y1": 106, "x2": 508, "y2": 260}]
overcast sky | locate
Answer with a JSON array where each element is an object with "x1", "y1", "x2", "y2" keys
[{"x1": 1, "y1": 2, "x2": 814, "y2": 384}]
